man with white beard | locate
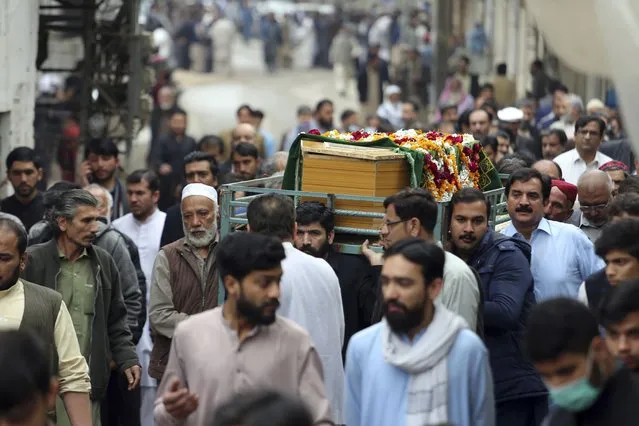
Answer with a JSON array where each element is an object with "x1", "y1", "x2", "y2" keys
[{"x1": 148, "y1": 183, "x2": 220, "y2": 384}]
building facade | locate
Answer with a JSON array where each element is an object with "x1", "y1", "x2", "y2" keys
[{"x1": 0, "y1": 0, "x2": 39, "y2": 196}]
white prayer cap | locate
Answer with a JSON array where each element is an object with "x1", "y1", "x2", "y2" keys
[
  {"x1": 181, "y1": 183, "x2": 218, "y2": 204},
  {"x1": 497, "y1": 107, "x2": 524, "y2": 123},
  {"x1": 385, "y1": 85, "x2": 401, "y2": 97}
]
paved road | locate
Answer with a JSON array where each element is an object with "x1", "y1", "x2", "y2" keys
[{"x1": 125, "y1": 39, "x2": 360, "y2": 170}]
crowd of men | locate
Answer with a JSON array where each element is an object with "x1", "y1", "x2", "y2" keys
[
  {"x1": 3, "y1": 33, "x2": 639, "y2": 424},
  {"x1": 2, "y1": 105, "x2": 639, "y2": 426}
]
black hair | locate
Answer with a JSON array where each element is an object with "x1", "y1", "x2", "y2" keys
[
  {"x1": 251, "y1": 109, "x2": 265, "y2": 120},
  {"x1": 405, "y1": 100, "x2": 420, "y2": 113},
  {"x1": 459, "y1": 55, "x2": 470, "y2": 65},
  {"x1": 595, "y1": 218, "x2": 639, "y2": 261},
  {"x1": 496, "y1": 63, "x2": 507, "y2": 75},
  {"x1": 217, "y1": 232, "x2": 286, "y2": 284},
  {"x1": 480, "y1": 135, "x2": 498, "y2": 152},
  {"x1": 456, "y1": 110, "x2": 471, "y2": 131},
  {"x1": 599, "y1": 279, "x2": 639, "y2": 329},
  {"x1": 295, "y1": 202, "x2": 335, "y2": 233},
  {"x1": 531, "y1": 59, "x2": 544, "y2": 70},
  {"x1": 505, "y1": 168, "x2": 551, "y2": 200},
  {"x1": 497, "y1": 157, "x2": 527, "y2": 176},
  {"x1": 340, "y1": 109, "x2": 357, "y2": 122},
  {"x1": 439, "y1": 104, "x2": 457, "y2": 115},
  {"x1": 315, "y1": 99, "x2": 333, "y2": 112},
  {"x1": 481, "y1": 100, "x2": 499, "y2": 115},
  {"x1": 525, "y1": 298, "x2": 599, "y2": 362},
  {"x1": 575, "y1": 115, "x2": 606, "y2": 137},
  {"x1": 232, "y1": 142, "x2": 259, "y2": 160},
  {"x1": 549, "y1": 81, "x2": 568, "y2": 95},
  {"x1": 247, "y1": 193, "x2": 295, "y2": 240},
  {"x1": 480, "y1": 83, "x2": 494, "y2": 93},
  {"x1": 197, "y1": 135, "x2": 225, "y2": 154},
  {"x1": 619, "y1": 175, "x2": 639, "y2": 195},
  {"x1": 6, "y1": 147, "x2": 41, "y2": 170},
  {"x1": 43, "y1": 181, "x2": 82, "y2": 209},
  {"x1": 383, "y1": 238, "x2": 445, "y2": 285},
  {"x1": 547, "y1": 128, "x2": 568, "y2": 146},
  {"x1": 0, "y1": 217, "x2": 28, "y2": 255},
  {"x1": 470, "y1": 108, "x2": 491, "y2": 122},
  {"x1": 384, "y1": 188, "x2": 437, "y2": 233},
  {"x1": 0, "y1": 330, "x2": 52, "y2": 421},
  {"x1": 449, "y1": 188, "x2": 491, "y2": 223},
  {"x1": 212, "y1": 390, "x2": 313, "y2": 426},
  {"x1": 126, "y1": 169, "x2": 160, "y2": 192},
  {"x1": 84, "y1": 138, "x2": 119, "y2": 159},
  {"x1": 183, "y1": 151, "x2": 218, "y2": 177},
  {"x1": 236, "y1": 104, "x2": 253, "y2": 116},
  {"x1": 609, "y1": 193, "x2": 639, "y2": 217},
  {"x1": 171, "y1": 107, "x2": 187, "y2": 118}
]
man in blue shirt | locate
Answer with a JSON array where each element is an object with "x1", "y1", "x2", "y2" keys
[
  {"x1": 502, "y1": 168, "x2": 604, "y2": 300},
  {"x1": 345, "y1": 238, "x2": 495, "y2": 426}
]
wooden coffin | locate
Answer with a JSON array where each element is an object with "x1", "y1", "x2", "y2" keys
[{"x1": 300, "y1": 140, "x2": 410, "y2": 229}]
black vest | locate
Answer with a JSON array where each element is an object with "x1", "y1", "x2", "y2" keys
[{"x1": 584, "y1": 268, "x2": 611, "y2": 311}]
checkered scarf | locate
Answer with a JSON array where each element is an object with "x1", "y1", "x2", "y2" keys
[{"x1": 381, "y1": 303, "x2": 468, "y2": 426}]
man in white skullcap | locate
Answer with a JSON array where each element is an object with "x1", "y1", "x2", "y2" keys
[
  {"x1": 498, "y1": 106, "x2": 541, "y2": 159},
  {"x1": 377, "y1": 84, "x2": 404, "y2": 129},
  {"x1": 148, "y1": 183, "x2": 220, "y2": 383}
]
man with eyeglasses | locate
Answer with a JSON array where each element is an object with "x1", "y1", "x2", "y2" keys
[
  {"x1": 553, "y1": 116, "x2": 613, "y2": 185},
  {"x1": 574, "y1": 170, "x2": 613, "y2": 243},
  {"x1": 361, "y1": 188, "x2": 481, "y2": 333}
]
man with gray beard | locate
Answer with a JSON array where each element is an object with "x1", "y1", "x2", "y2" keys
[{"x1": 148, "y1": 183, "x2": 220, "y2": 383}]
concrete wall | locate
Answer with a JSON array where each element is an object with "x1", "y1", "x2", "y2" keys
[{"x1": 0, "y1": 0, "x2": 39, "y2": 196}]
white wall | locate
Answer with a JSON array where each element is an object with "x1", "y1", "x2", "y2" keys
[{"x1": 0, "y1": 0, "x2": 39, "y2": 195}]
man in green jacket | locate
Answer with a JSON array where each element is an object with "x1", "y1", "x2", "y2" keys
[{"x1": 23, "y1": 189, "x2": 140, "y2": 426}]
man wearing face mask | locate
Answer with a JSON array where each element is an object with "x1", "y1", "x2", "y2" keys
[
  {"x1": 525, "y1": 298, "x2": 639, "y2": 426},
  {"x1": 148, "y1": 183, "x2": 220, "y2": 384}
]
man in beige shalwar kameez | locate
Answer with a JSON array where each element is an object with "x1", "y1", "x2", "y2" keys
[{"x1": 154, "y1": 232, "x2": 333, "y2": 426}]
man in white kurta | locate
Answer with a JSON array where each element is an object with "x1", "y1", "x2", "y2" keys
[
  {"x1": 247, "y1": 193, "x2": 345, "y2": 424},
  {"x1": 113, "y1": 174, "x2": 167, "y2": 426}
]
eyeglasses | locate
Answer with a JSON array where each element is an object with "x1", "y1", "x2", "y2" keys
[
  {"x1": 381, "y1": 219, "x2": 407, "y2": 229},
  {"x1": 580, "y1": 202, "x2": 609, "y2": 212}
]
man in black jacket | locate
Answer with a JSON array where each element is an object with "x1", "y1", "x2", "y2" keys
[
  {"x1": 598, "y1": 279, "x2": 639, "y2": 373},
  {"x1": 447, "y1": 188, "x2": 547, "y2": 426},
  {"x1": 526, "y1": 298, "x2": 639, "y2": 426},
  {"x1": 579, "y1": 193, "x2": 639, "y2": 309},
  {"x1": 294, "y1": 201, "x2": 375, "y2": 358},
  {"x1": 160, "y1": 151, "x2": 219, "y2": 247}
]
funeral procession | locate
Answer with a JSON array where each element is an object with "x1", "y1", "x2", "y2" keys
[{"x1": 2, "y1": 0, "x2": 639, "y2": 426}]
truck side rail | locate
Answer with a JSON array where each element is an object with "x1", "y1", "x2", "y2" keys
[{"x1": 219, "y1": 175, "x2": 508, "y2": 255}]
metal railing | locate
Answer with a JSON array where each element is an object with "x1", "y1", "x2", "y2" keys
[{"x1": 219, "y1": 175, "x2": 508, "y2": 255}]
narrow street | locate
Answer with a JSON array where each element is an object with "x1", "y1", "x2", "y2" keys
[{"x1": 125, "y1": 39, "x2": 361, "y2": 170}]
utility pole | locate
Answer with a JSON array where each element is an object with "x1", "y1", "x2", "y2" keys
[{"x1": 430, "y1": 0, "x2": 453, "y2": 107}]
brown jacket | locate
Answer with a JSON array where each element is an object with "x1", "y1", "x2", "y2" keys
[
  {"x1": 492, "y1": 75, "x2": 517, "y2": 107},
  {"x1": 149, "y1": 239, "x2": 219, "y2": 380}
]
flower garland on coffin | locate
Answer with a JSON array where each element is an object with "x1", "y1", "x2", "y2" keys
[{"x1": 314, "y1": 129, "x2": 483, "y2": 202}]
